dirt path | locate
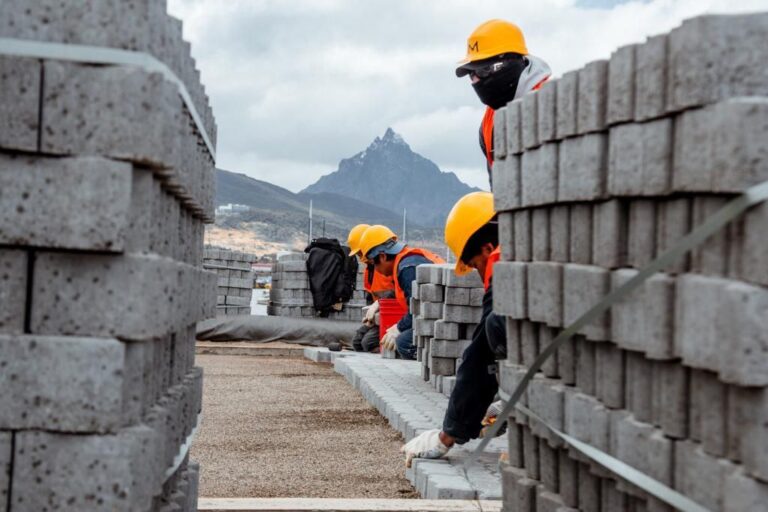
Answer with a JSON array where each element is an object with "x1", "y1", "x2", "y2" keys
[{"x1": 190, "y1": 354, "x2": 418, "y2": 499}]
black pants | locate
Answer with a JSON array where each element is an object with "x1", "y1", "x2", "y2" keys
[{"x1": 352, "y1": 324, "x2": 380, "y2": 352}]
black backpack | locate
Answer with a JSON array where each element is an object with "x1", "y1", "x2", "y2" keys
[{"x1": 304, "y1": 238, "x2": 359, "y2": 315}]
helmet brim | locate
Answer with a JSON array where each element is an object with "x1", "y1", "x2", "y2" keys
[{"x1": 453, "y1": 259, "x2": 473, "y2": 276}]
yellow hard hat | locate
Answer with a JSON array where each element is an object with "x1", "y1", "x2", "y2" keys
[
  {"x1": 359, "y1": 225, "x2": 397, "y2": 259},
  {"x1": 347, "y1": 223, "x2": 371, "y2": 256},
  {"x1": 456, "y1": 19, "x2": 528, "y2": 76},
  {"x1": 445, "y1": 191, "x2": 496, "y2": 275}
]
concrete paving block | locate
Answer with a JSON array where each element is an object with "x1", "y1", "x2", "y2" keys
[
  {"x1": 563, "y1": 264, "x2": 610, "y2": 341},
  {"x1": 653, "y1": 361, "x2": 689, "y2": 440},
  {"x1": 548, "y1": 206, "x2": 570, "y2": 263},
  {"x1": 527, "y1": 262, "x2": 563, "y2": 327},
  {"x1": 493, "y1": 262, "x2": 528, "y2": 319},
  {"x1": 499, "y1": 212, "x2": 515, "y2": 261},
  {"x1": 724, "y1": 469, "x2": 768, "y2": 512},
  {"x1": 568, "y1": 204, "x2": 592, "y2": 264},
  {"x1": 592, "y1": 199, "x2": 627, "y2": 269},
  {"x1": 528, "y1": 377, "x2": 565, "y2": 447},
  {"x1": 608, "y1": 119, "x2": 672, "y2": 197},
  {"x1": 523, "y1": 427, "x2": 541, "y2": 480},
  {"x1": 425, "y1": 474, "x2": 476, "y2": 499},
  {"x1": 514, "y1": 210, "x2": 532, "y2": 262},
  {"x1": 494, "y1": 105, "x2": 508, "y2": 160},
  {"x1": 626, "y1": 199, "x2": 657, "y2": 269},
  {"x1": 430, "y1": 340, "x2": 469, "y2": 359},
  {"x1": 444, "y1": 268, "x2": 483, "y2": 288},
  {"x1": 595, "y1": 343, "x2": 625, "y2": 409},
  {"x1": 0, "y1": 249, "x2": 27, "y2": 334},
  {"x1": 507, "y1": 424, "x2": 525, "y2": 468},
  {"x1": 556, "y1": 70, "x2": 579, "y2": 139},
  {"x1": 574, "y1": 336, "x2": 596, "y2": 395},
  {"x1": 559, "y1": 133, "x2": 608, "y2": 202},
  {"x1": 441, "y1": 288, "x2": 471, "y2": 306},
  {"x1": 521, "y1": 144, "x2": 559, "y2": 207},
  {"x1": 740, "y1": 200, "x2": 768, "y2": 287},
  {"x1": 522, "y1": 91, "x2": 540, "y2": 149},
  {"x1": 493, "y1": 155, "x2": 521, "y2": 213},
  {"x1": 655, "y1": 198, "x2": 691, "y2": 274},
  {"x1": 688, "y1": 369, "x2": 727, "y2": 458},
  {"x1": 625, "y1": 351, "x2": 654, "y2": 423},
  {"x1": 734, "y1": 387, "x2": 768, "y2": 481},
  {"x1": 416, "y1": 265, "x2": 432, "y2": 284},
  {"x1": 557, "y1": 450, "x2": 578, "y2": 507},
  {"x1": 674, "y1": 440, "x2": 737, "y2": 512},
  {"x1": 578, "y1": 463, "x2": 601, "y2": 511},
  {"x1": 717, "y1": 280, "x2": 768, "y2": 386},
  {"x1": 531, "y1": 208, "x2": 550, "y2": 261},
  {"x1": 537, "y1": 487, "x2": 574, "y2": 512},
  {"x1": 577, "y1": 60, "x2": 608, "y2": 134},
  {"x1": 0, "y1": 334, "x2": 127, "y2": 432},
  {"x1": 506, "y1": 318, "x2": 522, "y2": 365},
  {"x1": 420, "y1": 301, "x2": 444, "y2": 320},
  {"x1": 601, "y1": 478, "x2": 629, "y2": 512},
  {"x1": 0, "y1": 155, "x2": 134, "y2": 251},
  {"x1": 667, "y1": 14, "x2": 768, "y2": 113},
  {"x1": 614, "y1": 415, "x2": 674, "y2": 487},
  {"x1": 443, "y1": 305, "x2": 482, "y2": 324},
  {"x1": 537, "y1": 326, "x2": 558, "y2": 378},
  {"x1": 558, "y1": 336, "x2": 576, "y2": 386},
  {"x1": 520, "y1": 321, "x2": 540, "y2": 369},
  {"x1": 500, "y1": 362, "x2": 530, "y2": 409},
  {"x1": 0, "y1": 431, "x2": 9, "y2": 511},
  {"x1": 674, "y1": 274, "x2": 726, "y2": 371},
  {"x1": 689, "y1": 196, "x2": 729, "y2": 276},
  {"x1": 0, "y1": 55, "x2": 40, "y2": 152},
  {"x1": 434, "y1": 320, "x2": 460, "y2": 340},
  {"x1": 502, "y1": 464, "x2": 537, "y2": 512},
  {"x1": 564, "y1": 389, "x2": 605, "y2": 448},
  {"x1": 607, "y1": 44, "x2": 636, "y2": 125},
  {"x1": 537, "y1": 80, "x2": 557, "y2": 144},
  {"x1": 507, "y1": 99, "x2": 524, "y2": 155},
  {"x1": 635, "y1": 34, "x2": 668, "y2": 121},
  {"x1": 469, "y1": 287, "x2": 484, "y2": 306}
]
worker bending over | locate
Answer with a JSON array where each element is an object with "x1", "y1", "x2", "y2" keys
[
  {"x1": 347, "y1": 224, "x2": 395, "y2": 352},
  {"x1": 359, "y1": 225, "x2": 444, "y2": 359},
  {"x1": 402, "y1": 192, "x2": 506, "y2": 465},
  {"x1": 456, "y1": 20, "x2": 551, "y2": 185}
]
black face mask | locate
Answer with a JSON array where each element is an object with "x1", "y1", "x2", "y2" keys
[{"x1": 472, "y1": 58, "x2": 528, "y2": 110}]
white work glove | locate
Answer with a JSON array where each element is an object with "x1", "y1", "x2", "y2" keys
[
  {"x1": 362, "y1": 301, "x2": 380, "y2": 325},
  {"x1": 401, "y1": 429, "x2": 451, "y2": 468},
  {"x1": 381, "y1": 323, "x2": 400, "y2": 351},
  {"x1": 480, "y1": 400, "x2": 507, "y2": 438}
]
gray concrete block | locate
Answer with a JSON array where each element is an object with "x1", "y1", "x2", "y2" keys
[
  {"x1": 420, "y1": 283, "x2": 444, "y2": 303},
  {"x1": 514, "y1": 210, "x2": 532, "y2": 262},
  {"x1": 595, "y1": 343, "x2": 625, "y2": 409},
  {"x1": 537, "y1": 80, "x2": 557, "y2": 143},
  {"x1": 537, "y1": 326, "x2": 558, "y2": 378},
  {"x1": 430, "y1": 339, "x2": 470, "y2": 359},
  {"x1": 521, "y1": 144, "x2": 559, "y2": 207},
  {"x1": 469, "y1": 287, "x2": 484, "y2": 306},
  {"x1": 548, "y1": 206, "x2": 569, "y2": 263},
  {"x1": 635, "y1": 34, "x2": 668, "y2": 121},
  {"x1": 499, "y1": 212, "x2": 515, "y2": 261},
  {"x1": 531, "y1": 208, "x2": 550, "y2": 261},
  {"x1": 674, "y1": 274, "x2": 726, "y2": 372},
  {"x1": 558, "y1": 450, "x2": 578, "y2": 507},
  {"x1": 667, "y1": 14, "x2": 768, "y2": 113},
  {"x1": 592, "y1": 199, "x2": 627, "y2": 269},
  {"x1": 443, "y1": 304, "x2": 482, "y2": 324},
  {"x1": 625, "y1": 351, "x2": 654, "y2": 423},
  {"x1": 578, "y1": 463, "x2": 601, "y2": 512},
  {"x1": 563, "y1": 264, "x2": 610, "y2": 341},
  {"x1": 559, "y1": 336, "x2": 576, "y2": 386},
  {"x1": 654, "y1": 361, "x2": 689, "y2": 439},
  {"x1": 724, "y1": 469, "x2": 768, "y2": 512},
  {"x1": 611, "y1": 269, "x2": 675, "y2": 360},
  {"x1": 537, "y1": 487, "x2": 574, "y2": 512},
  {"x1": 626, "y1": 199, "x2": 657, "y2": 269},
  {"x1": 492, "y1": 155, "x2": 521, "y2": 211},
  {"x1": 501, "y1": 464, "x2": 536, "y2": 512},
  {"x1": 558, "y1": 134, "x2": 608, "y2": 202},
  {"x1": 494, "y1": 105, "x2": 508, "y2": 160},
  {"x1": 614, "y1": 415, "x2": 674, "y2": 487},
  {"x1": 506, "y1": 318, "x2": 522, "y2": 365},
  {"x1": 607, "y1": 44, "x2": 636, "y2": 125},
  {"x1": 444, "y1": 268, "x2": 483, "y2": 288},
  {"x1": 520, "y1": 321, "x2": 540, "y2": 369},
  {"x1": 527, "y1": 262, "x2": 563, "y2": 327},
  {"x1": 429, "y1": 355, "x2": 456, "y2": 376},
  {"x1": 688, "y1": 369, "x2": 726, "y2": 458},
  {"x1": 528, "y1": 377, "x2": 565, "y2": 447},
  {"x1": 740, "y1": 201, "x2": 768, "y2": 287},
  {"x1": 434, "y1": 320, "x2": 460, "y2": 340},
  {"x1": 0, "y1": 249, "x2": 27, "y2": 334},
  {"x1": 522, "y1": 91, "x2": 540, "y2": 149},
  {"x1": 0, "y1": 154, "x2": 134, "y2": 251},
  {"x1": 420, "y1": 301, "x2": 444, "y2": 320},
  {"x1": 674, "y1": 440, "x2": 737, "y2": 512},
  {"x1": 601, "y1": 479, "x2": 629, "y2": 512},
  {"x1": 416, "y1": 265, "x2": 433, "y2": 284},
  {"x1": 608, "y1": 119, "x2": 672, "y2": 197},
  {"x1": 575, "y1": 336, "x2": 596, "y2": 395},
  {"x1": 523, "y1": 427, "x2": 540, "y2": 480},
  {"x1": 564, "y1": 389, "x2": 606, "y2": 449},
  {"x1": 556, "y1": 70, "x2": 579, "y2": 139},
  {"x1": 0, "y1": 55, "x2": 40, "y2": 152},
  {"x1": 734, "y1": 386, "x2": 768, "y2": 481},
  {"x1": 655, "y1": 198, "x2": 691, "y2": 274},
  {"x1": 493, "y1": 262, "x2": 528, "y2": 319},
  {"x1": 718, "y1": 279, "x2": 768, "y2": 387},
  {"x1": 568, "y1": 204, "x2": 592, "y2": 264},
  {"x1": 0, "y1": 334, "x2": 128, "y2": 432},
  {"x1": 576, "y1": 60, "x2": 608, "y2": 134},
  {"x1": 506, "y1": 99, "x2": 524, "y2": 155},
  {"x1": 506, "y1": 426, "x2": 525, "y2": 469}
]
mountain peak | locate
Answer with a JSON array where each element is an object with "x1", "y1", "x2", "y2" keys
[{"x1": 368, "y1": 127, "x2": 408, "y2": 152}]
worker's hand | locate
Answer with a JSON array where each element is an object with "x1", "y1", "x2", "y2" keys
[
  {"x1": 401, "y1": 429, "x2": 452, "y2": 468},
  {"x1": 362, "y1": 301, "x2": 380, "y2": 325},
  {"x1": 479, "y1": 400, "x2": 507, "y2": 438},
  {"x1": 381, "y1": 324, "x2": 400, "y2": 351}
]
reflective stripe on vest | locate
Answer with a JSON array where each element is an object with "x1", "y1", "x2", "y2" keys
[
  {"x1": 481, "y1": 107, "x2": 495, "y2": 169},
  {"x1": 483, "y1": 246, "x2": 502, "y2": 291},
  {"x1": 393, "y1": 247, "x2": 445, "y2": 309}
]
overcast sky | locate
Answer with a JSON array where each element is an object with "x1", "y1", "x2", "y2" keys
[{"x1": 168, "y1": 0, "x2": 768, "y2": 192}]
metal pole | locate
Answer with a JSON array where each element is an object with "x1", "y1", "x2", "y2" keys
[
  {"x1": 322, "y1": 218, "x2": 326, "y2": 237},
  {"x1": 402, "y1": 208, "x2": 407, "y2": 243},
  {"x1": 308, "y1": 199, "x2": 313, "y2": 244}
]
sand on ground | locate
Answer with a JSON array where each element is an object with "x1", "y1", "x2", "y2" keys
[{"x1": 190, "y1": 355, "x2": 418, "y2": 499}]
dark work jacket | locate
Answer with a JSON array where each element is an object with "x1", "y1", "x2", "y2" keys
[{"x1": 442, "y1": 282, "x2": 507, "y2": 443}]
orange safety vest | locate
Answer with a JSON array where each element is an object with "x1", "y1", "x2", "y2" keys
[
  {"x1": 392, "y1": 247, "x2": 445, "y2": 310},
  {"x1": 481, "y1": 77, "x2": 550, "y2": 169},
  {"x1": 483, "y1": 246, "x2": 502, "y2": 292},
  {"x1": 363, "y1": 265, "x2": 395, "y2": 299}
]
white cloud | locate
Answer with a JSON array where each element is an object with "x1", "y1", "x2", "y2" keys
[{"x1": 168, "y1": 0, "x2": 768, "y2": 192}]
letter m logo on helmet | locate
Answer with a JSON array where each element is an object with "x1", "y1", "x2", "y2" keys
[{"x1": 468, "y1": 40, "x2": 480, "y2": 53}]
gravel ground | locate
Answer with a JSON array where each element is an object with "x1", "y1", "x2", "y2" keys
[{"x1": 190, "y1": 355, "x2": 418, "y2": 498}]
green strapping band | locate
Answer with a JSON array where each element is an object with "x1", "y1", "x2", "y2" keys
[
  {"x1": 0, "y1": 37, "x2": 216, "y2": 160},
  {"x1": 464, "y1": 179, "x2": 768, "y2": 511}
]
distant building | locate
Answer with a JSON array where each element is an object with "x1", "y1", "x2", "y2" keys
[{"x1": 216, "y1": 203, "x2": 250, "y2": 215}]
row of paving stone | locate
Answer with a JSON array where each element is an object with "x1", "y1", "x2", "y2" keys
[{"x1": 304, "y1": 348, "x2": 504, "y2": 500}]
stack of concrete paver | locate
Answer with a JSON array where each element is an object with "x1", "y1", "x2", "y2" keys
[
  {"x1": 412, "y1": 264, "x2": 484, "y2": 395},
  {"x1": 203, "y1": 246, "x2": 255, "y2": 316},
  {"x1": 490, "y1": 14, "x2": 768, "y2": 512},
  {"x1": 0, "y1": 2, "x2": 217, "y2": 510},
  {"x1": 268, "y1": 252, "x2": 366, "y2": 321}
]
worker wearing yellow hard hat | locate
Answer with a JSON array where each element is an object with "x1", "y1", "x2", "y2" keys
[
  {"x1": 456, "y1": 19, "x2": 551, "y2": 185},
  {"x1": 402, "y1": 192, "x2": 507, "y2": 466},
  {"x1": 347, "y1": 224, "x2": 395, "y2": 352},
  {"x1": 360, "y1": 225, "x2": 444, "y2": 360}
]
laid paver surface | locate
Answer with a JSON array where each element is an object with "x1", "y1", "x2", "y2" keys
[{"x1": 190, "y1": 354, "x2": 418, "y2": 498}]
